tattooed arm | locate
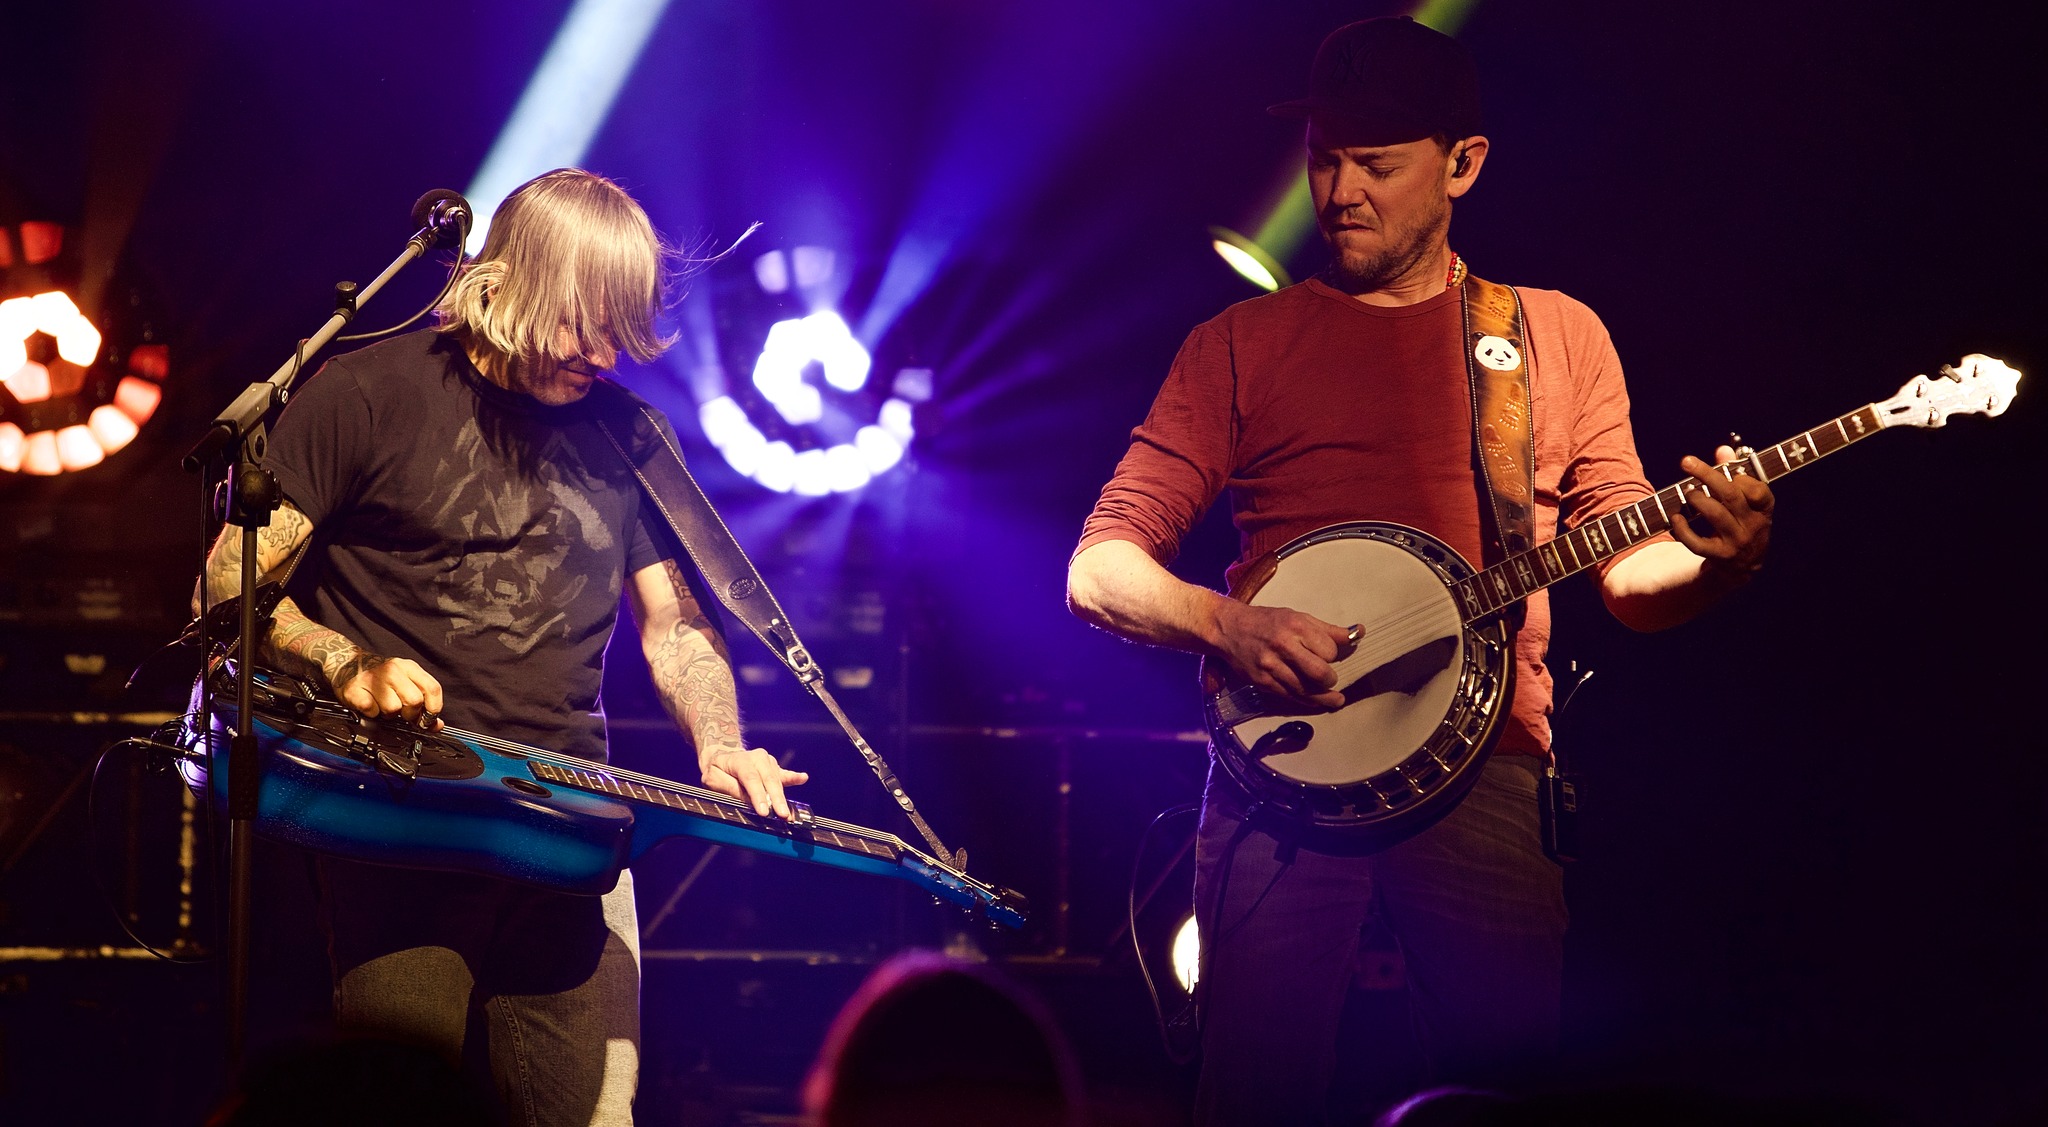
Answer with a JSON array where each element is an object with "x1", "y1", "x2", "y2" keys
[
  {"x1": 196, "y1": 500, "x2": 443, "y2": 722},
  {"x1": 628, "y1": 559, "x2": 808, "y2": 819},
  {"x1": 195, "y1": 500, "x2": 318, "y2": 611}
]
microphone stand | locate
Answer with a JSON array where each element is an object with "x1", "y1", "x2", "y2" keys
[{"x1": 182, "y1": 218, "x2": 454, "y2": 1068}]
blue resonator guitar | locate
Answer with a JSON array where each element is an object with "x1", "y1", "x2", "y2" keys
[{"x1": 180, "y1": 666, "x2": 1027, "y2": 929}]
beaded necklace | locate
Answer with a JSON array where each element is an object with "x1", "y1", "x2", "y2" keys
[{"x1": 1446, "y1": 251, "x2": 1467, "y2": 288}]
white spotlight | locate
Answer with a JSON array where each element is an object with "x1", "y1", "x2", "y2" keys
[
  {"x1": 1171, "y1": 914, "x2": 1201, "y2": 994},
  {"x1": 463, "y1": 0, "x2": 676, "y2": 253}
]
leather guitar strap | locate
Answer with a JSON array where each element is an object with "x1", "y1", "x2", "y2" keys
[
  {"x1": 591, "y1": 387, "x2": 965, "y2": 869},
  {"x1": 1460, "y1": 273, "x2": 1536, "y2": 628}
]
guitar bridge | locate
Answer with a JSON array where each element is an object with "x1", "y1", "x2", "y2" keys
[{"x1": 376, "y1": 747, "x2": 419, "y2": 779}]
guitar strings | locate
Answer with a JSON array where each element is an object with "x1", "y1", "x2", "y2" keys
[{"x1": 432, "y1": 720, "x2": 927, "y2": 856}]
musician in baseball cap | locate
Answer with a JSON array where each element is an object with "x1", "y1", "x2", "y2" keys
[{"x1": 1069, "y1": 17, "x2": 1772, "y2": 1122}]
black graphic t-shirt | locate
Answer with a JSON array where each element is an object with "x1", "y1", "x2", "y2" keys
[{"x1": 267, "y1": 329, "x2": 677, "y2": 762}]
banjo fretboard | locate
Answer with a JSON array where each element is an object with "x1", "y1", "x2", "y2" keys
[{"x1": 1453, "y1": 404, "x2": 1886, "y2": 620}]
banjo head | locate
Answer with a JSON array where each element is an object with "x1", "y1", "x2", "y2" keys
[{"x1": 1207, "y1": 522, "x2": 1513, "y2": 840}]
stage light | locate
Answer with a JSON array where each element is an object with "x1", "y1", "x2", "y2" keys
[
  {"x1": 1413, "y1": 0, "x2": 1483, "y2": 32},
  {"x1": 753, "y1": 440, "x2": 798, "y2": 493},
  {"x1": 877, "y1": 397, "x2": 915, "y2": 444},
  {"x1": 791, "y1": 246, "x2": 836, "y2": 291},
  {"x1": 753, "y1": 250, "x2": 791, "y2": 295},
  {"x1": 55, "y1": 424, "x2": 103, "y2": 471},
  {"x1": 1171, "y1": 914, "x2": 1201, "y2": 993},
  {"x1": 6, "y1": 361, "x2": 51, "y2": 403},
  {"x1": 87, "y1": 403, "x2": 139, "y2": 453},
  {"x1": 697, "y1": 394, "x2": 753, "y2": 449},
  {"x1": 26, "y1": 290, "x2": 101, "y2": 365},
  {"x1": 822, "y1": 443, "x2": 871, "y2": 493},
  {"x1": 0, "y1": 295, "x2": 33, "y2": 344},
  {"x1": 794, "y1": 446, "x2": 835, "y2": 495},
  {"x1": 2, "y1": 244, "x2": 166, "y2": 475},
  {"x1": 686, "y1": 248, "x2": 917, "y2": 495},
  {"x1": 1208, "y1": 226, "x2": 1288, "y2": 292},
  {"x1": 0, "y1": 296, "x2": 165, "y2": 473},
  {"x1": 464, "y1": 0, "x2": 675, "y2": 253},
  {"x1": 853, "y1": 425, "x2": 903, "y2": 475},
  {"x1": 751, "y1": 319, "x2": 826, "y2": 425},
  {"x1": 890, "y1": 367, "x2": 934, "y2": 403},
  {"x1": 113, "y1": 374, "x2": 161, "y2": 423},
  {"x1": 808, "y1": 312, "x2": 870, "y2": 392},
  {"x1": 749, "y1": 312, "x2": 871, "y2": 420},
  {"x1": 21, "y1": 429, "x2": 59, "y2": 475}
]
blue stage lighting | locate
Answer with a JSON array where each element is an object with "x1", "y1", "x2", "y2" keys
[
  {"x1": 749, "y1": 310, "x2": 871, "y2": 422},
  {"x1": 752, "y1": 250, "x2": 791, "y2": 295},
  {"x1": 463, "y1": 0, "x2": 674, "y2": 253},
  {"x1": 695, "y1": 311, "x2": 913, "y2": 496},
  {"x1": 890, "y1": 367, "x2": 934, "y2": 403},
  {"x1": 853, "y1": 425, "x2": 904, "y2": 475}
]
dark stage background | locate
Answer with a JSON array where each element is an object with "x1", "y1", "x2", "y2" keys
[{"x1": 2, "y1": 1, "x2": 2043, "y2": 1124}]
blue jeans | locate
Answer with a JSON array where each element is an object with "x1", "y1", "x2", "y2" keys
[
  {"x1": 1192, "y1": 755, "x2": 1567, "y2": 1126},
  {"x1": 315, "y1": 860, "x2": 642, "y2": 1127}
]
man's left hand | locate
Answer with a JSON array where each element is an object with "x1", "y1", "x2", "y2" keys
[
  {"x1": 1669, "y1": 444, "x2": 1775, "y2": 581},
  {"x1": 702, "y1": 747, "x2": 810, "y2": 820}
]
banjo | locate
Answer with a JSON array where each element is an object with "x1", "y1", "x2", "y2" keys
[{"x1": 1205, "y1": 353, "x2": 2021, "y2": 844}]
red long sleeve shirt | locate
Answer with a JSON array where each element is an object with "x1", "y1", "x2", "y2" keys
[{"x1": 1077, "y1": 277, "x2": 1666, "y2": 754}]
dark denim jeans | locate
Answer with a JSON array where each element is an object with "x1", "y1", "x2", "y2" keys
[
  {"x1": 1193, "y1": 755, "x2": 1567, "y2": 1126},
  {"x1": 315, "y1": 860, "x2": 642, "y2": 1127}
]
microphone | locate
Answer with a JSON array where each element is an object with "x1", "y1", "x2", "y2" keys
[{"x1": 409, "y1": 189, "x2": 471, "y2": 246}]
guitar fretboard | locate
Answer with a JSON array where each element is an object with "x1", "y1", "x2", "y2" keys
[
  {"x1": 1454, "y1": 404, "x2": 1884, "y2": 619},
  {"x1": 528, "y1": 761, "x2": 904, "y2": 864}
]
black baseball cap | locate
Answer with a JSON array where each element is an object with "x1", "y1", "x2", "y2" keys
[{"x1": 1268, "y1": 17, "x2": 1482, "y2": 145}]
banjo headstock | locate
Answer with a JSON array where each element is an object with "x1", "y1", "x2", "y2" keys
[{"x1": 1873, "y1": 353, "x2": 2021, "y2": 429}]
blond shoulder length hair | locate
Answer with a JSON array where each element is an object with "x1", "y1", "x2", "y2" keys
[{"x1": 436, "y1": 168, "x2": 675, "y2": 367}]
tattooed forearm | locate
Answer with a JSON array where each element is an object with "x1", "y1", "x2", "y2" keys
[
  {"x1": 646, "y1": 561, "x2": 743, "y2": 763},
  {"x1": 197, "y1": 503, "x2": 314, "y2": 609},
  {"x1": 265, "y1": 597, "x2": 383, "y2": 694},
  {"x1": 257, "y1": 507, "x2": 309, "y2": 553},
  {"x1": 198, "y1": 535, "x2": 242, "y2": 609}
]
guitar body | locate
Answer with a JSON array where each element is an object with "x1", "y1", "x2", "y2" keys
[
  {"x1": 183, "y1": 668, "x2": 1026, "y2": 925},
  {"x1": 1206, "y1": 522, "x2": 1514, "y2": 846},
  {"x1": 184, "y1": 676, "x2": 637, "y2": 893}
]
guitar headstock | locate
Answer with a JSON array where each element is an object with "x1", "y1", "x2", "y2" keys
[{"x1": 1874, "y1": 353, "x2": 2022, "y2": 429}]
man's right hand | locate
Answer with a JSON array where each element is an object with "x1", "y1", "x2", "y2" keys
[
  {"x1": 333, "y1": 654, "x2": 444, "y2": 726},
  {"x1": 1212, "y1": 600, "x2": 1354, "y2": 711}
]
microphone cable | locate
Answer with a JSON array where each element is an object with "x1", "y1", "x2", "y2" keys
[
  {"x1": 334, "y1": 197, "x2": 470, "y2": 343},
  {"x1": 86, "y1": 730, "x2": 217, "y2": 963},
  {"x1": 1128, "y1": 800, "x2": 1203, "y2": 1064}
]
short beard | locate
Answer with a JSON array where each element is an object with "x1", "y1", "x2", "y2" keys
[
  {"x1": 506, "y1": 355, "x2": 594, "y2": 407},
  {"x1": 1318, "y1": 195, "x2": 1451, "y2": 294}
]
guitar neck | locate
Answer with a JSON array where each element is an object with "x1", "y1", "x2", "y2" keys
[
  {"x1": 1455, "y1": 402, "x2": 1887, "y2": 620},
  {"x1": 525, "y1": 757, "x2": 908, "y2": 866}
]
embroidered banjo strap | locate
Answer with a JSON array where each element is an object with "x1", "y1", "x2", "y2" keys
[
  {"x1": 589, "y1": 384, "x2": 965, "y2": 869},
  {"x1": 1460, "y1": 273, "x2": 1535, "y2": 624}
]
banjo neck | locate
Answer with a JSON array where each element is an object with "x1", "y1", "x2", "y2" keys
[{"x1": 1454, "y1": 402, "x2": 1887, "y2": 622}]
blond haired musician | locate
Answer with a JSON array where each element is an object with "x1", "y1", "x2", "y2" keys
[
  {"x1": 198, "y1": 169, "x2": 805, "y2": 1125},
  {"x1": 1068, "y1": 18, "x2": 1774, "y2": 1124}
]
